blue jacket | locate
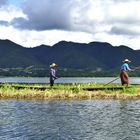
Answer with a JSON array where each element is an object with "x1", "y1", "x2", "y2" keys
[
  {"x1": 50, "y1": 68, "x2": 57, "y2": 80},
  {"x1": 121, "y1": 63, "x2": 131, "y2": 71}
]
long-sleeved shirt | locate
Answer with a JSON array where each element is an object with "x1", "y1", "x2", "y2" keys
[
  {"x1": 50, "y1": 68, "x2": 57, "y2": 80},
  {"x1": 120, "y1": 63, "x2": 131, "y2": 71}
]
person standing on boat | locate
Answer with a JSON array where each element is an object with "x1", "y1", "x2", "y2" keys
[
  {"x1": 120, "y1": 59, "x2": 132, "y2": 86},
  {"x1": 49, "y1": 63, "x2": 58, "y2": 87}
]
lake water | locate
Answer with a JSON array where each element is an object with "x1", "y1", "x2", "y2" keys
[
  {"x1": 0, "y1": 99, "x2": 140, "y2": 140},
  {"x1": 0, "y1": 77, "x2": 140, "y2": 84}
]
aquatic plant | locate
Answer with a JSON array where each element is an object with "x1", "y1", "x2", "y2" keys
[{"x1": 0, "y1": 83, "x2": 140, "y2": 100}]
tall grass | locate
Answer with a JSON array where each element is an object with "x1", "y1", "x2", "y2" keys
[{"x1": 0, "y1": 83, "x2": 140, "y2": 100}]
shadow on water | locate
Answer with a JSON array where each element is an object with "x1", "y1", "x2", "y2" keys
[{"x1": 0, "y1": 100, "x2": 140, "y2": 139}]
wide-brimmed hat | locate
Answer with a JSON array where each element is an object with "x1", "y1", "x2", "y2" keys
[
  {"x1": 50, "y1": 63, "x2": 58, "y2": 68},
  {"x1": 123, "y1": 59, "x2": 131, "y2": 63}
]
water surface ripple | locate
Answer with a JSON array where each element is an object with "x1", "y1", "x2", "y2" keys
[{"x1": 0, "y1": 100, "x2": 140, "y2": 140}]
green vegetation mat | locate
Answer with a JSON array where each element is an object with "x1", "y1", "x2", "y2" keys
[{"x1": 0, "y1": 83, "x2": 140, "y2": 100}]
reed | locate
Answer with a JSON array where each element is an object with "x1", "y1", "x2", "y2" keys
[{"x1": 0, "y1": 83, "x2": 140, "y2": 100}]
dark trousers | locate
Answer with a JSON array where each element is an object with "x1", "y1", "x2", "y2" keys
[{"x1": 50, "y1": 79, "x2": 54, "y2": 87}]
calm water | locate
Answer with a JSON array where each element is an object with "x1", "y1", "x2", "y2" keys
[
  {"x1": 0, "y1": 100, "x2": 140, "y2": 140},
  {"x1": 0, "y1": 77, "x2": 140, "y2": 84}
]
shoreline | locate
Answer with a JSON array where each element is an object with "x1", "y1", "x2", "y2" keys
[{"x1": 0, "y1": 83, "x2": 140, "y2": 100}]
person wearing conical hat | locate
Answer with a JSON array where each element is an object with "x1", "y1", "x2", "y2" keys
[
  {"x1": 120, "y1": 59, "x2": 132, "y2": 86},
  {"x1": 49, "y1": 63, "x2": 58, "y2": 87}
]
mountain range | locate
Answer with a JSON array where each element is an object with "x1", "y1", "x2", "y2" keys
[{"x1": 0, "y1": 39, "x2": 140, "y2": 77}]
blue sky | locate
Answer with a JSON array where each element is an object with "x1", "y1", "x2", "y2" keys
[
  {"x1": 0, "y1": 0, "x2": 140, "y2": 49},
  {"x1": 8, "y1": 0, "x2": 22, "y2": 6},
  {"x1": 9, "y1": 0, "x2": 25, "y2": 6}
]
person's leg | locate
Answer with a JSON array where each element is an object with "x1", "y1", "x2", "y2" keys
[
  {"x1": 120, "y1": 71, "x2": 129, "y2": 85},
  {"x1": 50, "y1": 79, "x2": 54, "y2": 87}
]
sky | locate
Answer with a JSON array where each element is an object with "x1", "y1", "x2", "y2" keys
[{"x1": 0, "y1": 0, "x2": 140, "y2": 49}]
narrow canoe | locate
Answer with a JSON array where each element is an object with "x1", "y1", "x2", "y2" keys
[{"x1": 82, "y1": 86, "x2": 129, "y2": 91}]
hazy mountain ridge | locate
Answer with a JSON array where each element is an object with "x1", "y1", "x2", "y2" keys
[{"x1": 0, "y1": 39, "x2": 140, "y2": 76}]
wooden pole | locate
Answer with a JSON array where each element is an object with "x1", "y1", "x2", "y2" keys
[{"x1": 104, "y1": 77, "x2": 120, "y2": 86}]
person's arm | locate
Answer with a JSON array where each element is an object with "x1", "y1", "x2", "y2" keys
[{"x1": 126, "y1": 64, "x2": 131, "y2": 71}]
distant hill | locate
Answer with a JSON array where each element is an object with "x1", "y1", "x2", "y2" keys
[
  {"x1": 0, "y1": 39, "x2": 140, "y2": 77},
  {"x1": 0, "y1": 39, "x2": 42, "y2": 67}
]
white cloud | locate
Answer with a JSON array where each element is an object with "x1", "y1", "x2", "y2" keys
[
  {"x1": 0, "y1": 5, "x2": 26, "y2": 22},
  {"x1": 0, "y1": 25, "x2": 94, "y2": 47},
  {"x1": 11, "y1": 0, "x2": 74, "y2": 30},
  {"x1": 0, "y1": 0, "x2": 140, "y2": 50},
  {"x1": 107, "y1": 1, "x2": 140, "y2": 23}
]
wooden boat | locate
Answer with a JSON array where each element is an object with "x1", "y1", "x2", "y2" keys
[{"x1": 82, "y1": 86, "x2": 127, "y2": 91}]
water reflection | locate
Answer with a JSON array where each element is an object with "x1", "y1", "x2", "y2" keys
[{"x1": 0, "y1": 100, "x2": 140, "y2": 139}]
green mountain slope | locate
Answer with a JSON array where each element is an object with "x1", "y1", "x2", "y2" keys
[{"x1": 0, "y1": 39, "x2": 140, "y2": 76}]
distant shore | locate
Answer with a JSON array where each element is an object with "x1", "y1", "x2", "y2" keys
[{"x1": 0, "y1": 83, "x2": 140, "y2": 100}]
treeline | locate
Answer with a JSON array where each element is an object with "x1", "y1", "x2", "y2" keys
[{"x1": 0, "y1": 68, "x2": 139, "y2": 77}]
